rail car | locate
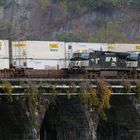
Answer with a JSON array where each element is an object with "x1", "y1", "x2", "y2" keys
[
  {"x1": 0, "y1": 68, "x2": 67, "y2": 78},
  {"x1": 68, "y1": 51, "x2": 140, "y2": 78}
]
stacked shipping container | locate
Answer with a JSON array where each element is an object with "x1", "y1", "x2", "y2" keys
[
  {"x1": 0, "y1": 40, "x2": 140, "y2": 70},
  {"x1": 12, "y1": 41, "x2": 65, "y2": 69},
  {"x1": 108, "y1": 44, "x2": 140, "y2": 52},
  {"x1": 0, "y1": 40, "x2": 9, "y2": 69}
]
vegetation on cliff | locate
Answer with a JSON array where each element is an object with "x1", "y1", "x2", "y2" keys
[
  {"x1": 59, "y1": 0, "x2": 140, "y2": 9},
  {"x1": 39, "y1": 0, "x2": 49, "y2": 10},
  {"x1": 56, "y1": 0, "x2": 140, "y2": 42},
  {"x1": 79, "y1": 80, "x2": 111, "y2": 119},
  {"x1": 0, "y1": 0, "x2": 4, "y2": 6},
  {"x1": 1, "y1": 82, "x2": 13, "y2": 102},
  {"x1": 123, "y1": 80, "x2": 131, "y2": 93},
  {"x1": 0, "y1": 0, "x2": 140, "y2": 41},
  {"x1": 136, "y1": 81, "x2": 140, "y2": 103}
]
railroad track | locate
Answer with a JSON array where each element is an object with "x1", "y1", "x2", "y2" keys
[{"x1": 0, "y1": 78, "x2": 138, "y2": 96}]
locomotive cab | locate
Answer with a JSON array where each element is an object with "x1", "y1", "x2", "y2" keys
[
  {"x1": 69, "y1": 52, "x2": 89, "y2": 69},
  {"x1": 126, "y1": 52, "x2": 140, "y2": 68}
]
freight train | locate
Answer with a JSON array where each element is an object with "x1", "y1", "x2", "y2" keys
[{"x1": 0, "y1": 40, "x2": 140, "y2": 78}]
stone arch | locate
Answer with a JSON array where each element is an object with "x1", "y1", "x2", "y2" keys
[{"x1": 40, "y1": 96, "x2": 93, "y2": 140}]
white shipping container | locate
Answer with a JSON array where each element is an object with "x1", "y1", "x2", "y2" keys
[
  {"x1": 26, "y1": 59, "x2": 65, "y2": 70},
  {"x1": 12, "y1": 41, "x2": 65, "y2": 59},
  {"x1": 0, "y1": 40, "x2": 9, "y2": 69},
  {"x1": 107, "y1": 44, "x2": 140, "y2": 52},
  {"x1": 12, "y1": 58, "x2": 65, "y2": 69},
  {"x1": 0, "y1": 40, "x2": 9, "y2": 57},
  {"x1": 0, "y1": 59, "x2": 9, "y2": 69},
  {"x1": 12, "y1": 41, "x2": 65, "y2": 69}
]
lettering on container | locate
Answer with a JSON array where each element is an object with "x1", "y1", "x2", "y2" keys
[
  {"x1": 49, "y1": 43, "x2": 59, "y2": 52},
  {"x1": 13, "y1": 44, "x2": 26, "y2": 47},
  {"x1": 135, "y1": 46, "x2": 140, "y2": 50},
  {"x1": 108, "y1": 44, "x2": 116, "y2": 49}
]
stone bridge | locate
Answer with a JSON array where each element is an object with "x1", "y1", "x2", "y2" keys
[{"x1": 0, "y1": 78, "x2": 140, "y2": 140}]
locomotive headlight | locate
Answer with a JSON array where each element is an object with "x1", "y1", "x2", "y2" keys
[
  {"x1": 69, "y1": 60, "x2": 89, "y2": 68},
  {"x1": 126, "y1": 61, "x2": 138, "y2": 67},
  {"x1": 69, "y1": 61, "x2": 80, "y2": 68},
  {"x1": 75, "y1": 61, "x2": 80, "y2": 66}
]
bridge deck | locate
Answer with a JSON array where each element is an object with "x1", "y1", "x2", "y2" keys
[{"x1": 0, "y1": 78, "x2": 138, "y2": 96}]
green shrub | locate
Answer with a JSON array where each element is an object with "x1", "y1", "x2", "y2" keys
[
  {"x1": 1, "y1": 82, "x2": 13, "y2": 102},
  {"x1": 0, "y1": 0, "x2": 4, "y2": 6},
  {"x1": 128, "y1": 0, "x2": 140, "y2": 9},
  {"x1": 39, "y1": 0, "x2": 49, "y2": 10},
  {"x1": 135, "y1": 81, "x2": 140, "y2": 103},
  {"x1": 89, "y1": 21, "x2": 127, "y2": 43},
  {"x1": 23, "y1": 82, "x2": 40, "y2": 128},
  {"x1": 56, "y1": 32, "x2": 82, "y2": 42},
  {"x1": 48, "y1": 85, "x2": 57, "y2": 105},
  {"x1": 81, "y1": 0, "x2": 120, "y2": 8},
  {"x1": 123, "y1": 81, "x2": 131, "y2": 93}
]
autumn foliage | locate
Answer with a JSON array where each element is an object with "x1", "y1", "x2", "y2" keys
[{"x1": 79, "y1": 80, "x2": 111, "y2": 119}]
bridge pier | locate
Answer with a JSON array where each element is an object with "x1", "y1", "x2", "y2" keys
[
  {"x1": 0, "y1": 96, "x2": 48, "y2": 140},
  {"x1": 40, "y1": 96, "x2": 98, "y2": 140},
  {"x1": 0, "y1": 95, "x2": 98, "y2": 140},
  {"x1": 0, "y1": 97, "x2": 34, "y2": 140},
  {"x1": 97, "y1": 96, "x2": 140, "y2": 140}
]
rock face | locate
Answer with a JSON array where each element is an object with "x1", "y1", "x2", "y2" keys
[
  {"x1": 0, "y1": 96, "x2": 99, "y2": 140},
  {"x1": 0, "y1": 95, "x2": 140, "y2": 140},
  {"x1": 0, "y1": 0, "x2": 140, "y2": 41},
  {"x1": 97, "y1": 96, "x2": 140, "y2": 140},
  {"x1": 0, "y1": 97, "x2": 33, "y2": 140},
  {"x1": 40, "y1": 96, "x2": 98, "y2": 140},
  {"x1": 0, "y1": 96, "x2": 48, "y2": 140}
]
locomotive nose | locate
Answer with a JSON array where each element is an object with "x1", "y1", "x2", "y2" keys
[{"x1": 76, "y1": 61, "x2": 80, "y2": 66}]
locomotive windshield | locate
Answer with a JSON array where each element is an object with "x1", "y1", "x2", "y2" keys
[
  {"x1": 73, "y1": 52, "x2": 89, "y2": 58},
  {"x1": 127, "y1": 52, "x2": 140, "y2": 61},
  {"x1": 70, "y1": 52, "x2": 89, "y2": 61}
]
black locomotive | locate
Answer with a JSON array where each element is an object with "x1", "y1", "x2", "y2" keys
[{"x1": 69, "y1": 51, "x2": 140, "y2": 78}]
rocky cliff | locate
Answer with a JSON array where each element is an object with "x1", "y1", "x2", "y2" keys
[{"x1": 0, "y1": 0, "x2": 140, "y2": 42}]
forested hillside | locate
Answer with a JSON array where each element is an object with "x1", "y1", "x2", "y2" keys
[{"x1": 0, "y1": 0, "x2": 140, "y2": 43}]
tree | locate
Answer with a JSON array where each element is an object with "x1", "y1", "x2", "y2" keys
[
  {"x1": 81, "y1": 0, "x2": 120, "y2": 8},
  {"x1": 0, "y1": 0, "x2": 4, "y2": 6},
  {"x1": 89, "y1": 21, "x2": 127, "y2": 43},
  {"x1": 56, "y1": 32, "x2": 82, "y2": 42},
  {"x1": 128, "y1": 0, "x2": 140, "y2": 9},
  {"x1": 39, "y1": 0, "x2": 49, "y2": 10}
]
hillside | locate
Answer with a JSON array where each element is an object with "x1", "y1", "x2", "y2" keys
[{"x1": 0, "y1": 0, "x2": 140, "y2": 43}]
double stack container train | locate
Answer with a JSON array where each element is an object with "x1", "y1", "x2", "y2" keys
[{"x1": 0, "y1": 39, "x2": 140, "y2": 78}]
